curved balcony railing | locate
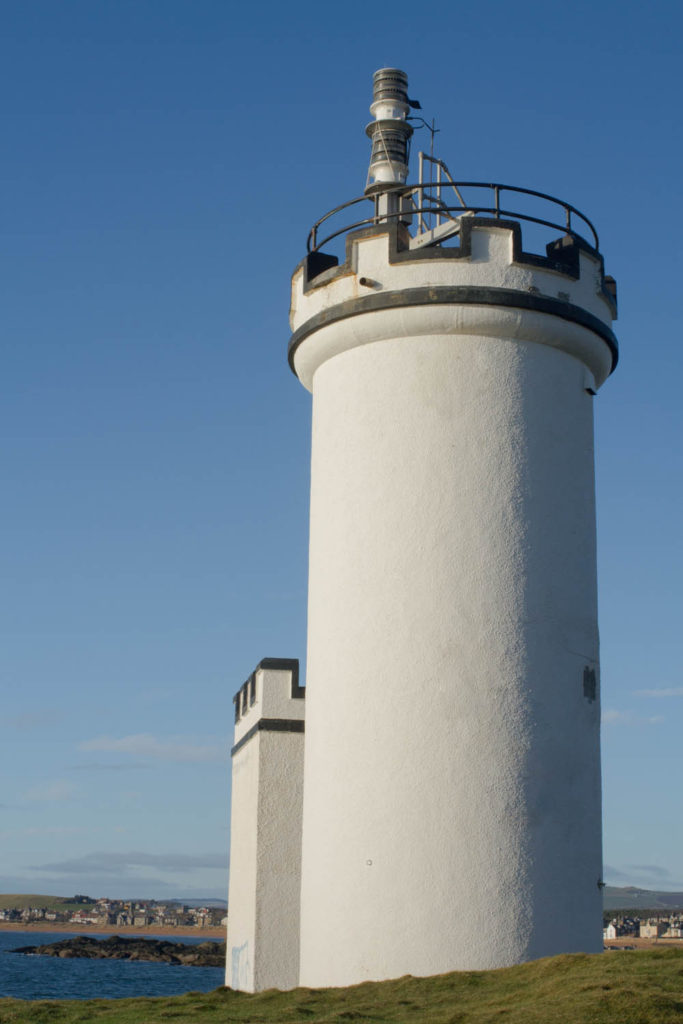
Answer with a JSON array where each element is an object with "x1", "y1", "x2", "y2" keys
[{"x1": 307, "y1": 180, "x2": 600, "y2": 256}]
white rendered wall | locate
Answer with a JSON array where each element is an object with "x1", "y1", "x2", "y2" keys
[
  {"x1": 226, "y1": 727, "x2": 259, "y2": 990},
  {"x1": 226, "y1": 661, "x2": 304, "y2": 991},
  {"x1": 292, "y1": 225, "x2": 613, "y2": 987}
]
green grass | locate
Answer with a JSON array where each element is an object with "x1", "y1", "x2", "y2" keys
[{"x1": 1, "y1": 949, "x2": 683, "y2": 1023}]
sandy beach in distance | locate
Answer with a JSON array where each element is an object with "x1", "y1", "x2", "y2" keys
[
  {"x1": 603, "y1": 937, "x2": 683, "y2": 950},
  {"x1": 0, "y1": 922, "x2": 224, "y2": 939},
  {"x1": 2, "y1": 922, "x2": 679, "y2": 948}
]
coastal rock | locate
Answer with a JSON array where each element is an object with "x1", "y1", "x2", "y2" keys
[{"x1": 12, "y1": 934, "x2": 225, "y2": 967}]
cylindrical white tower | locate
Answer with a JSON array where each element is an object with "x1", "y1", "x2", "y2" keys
[{"x1": 290, "y1": 69, "x2": 617, "y2": 988}]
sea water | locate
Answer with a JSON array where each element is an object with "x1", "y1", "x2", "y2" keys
[{"x1": 0, "y1": 931, "x2": 225, "y2": 1001}]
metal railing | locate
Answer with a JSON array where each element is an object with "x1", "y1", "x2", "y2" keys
[{"x1": 307, "y1": 174, "x2": 600, "y2": 255}]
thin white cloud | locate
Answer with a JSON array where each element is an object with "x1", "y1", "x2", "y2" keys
[
  {"x1": 23, "y1": 780, "x2": 76, "y2": 802},
  {"x1": 602, "y1": 709, "x2": 629, "y2": 724},
  {"x1": 32, "y1": 850, "x2": 227, "y2": 875},
  {"x1": 634, "y1": 687, "x2": 683, "y2": 698},
  {"x1": 78, "y1": 733, "x2": 224, "y2": 763},
  {"x1": 602, "y1": 710, "x2": 664, "y2": 726}
]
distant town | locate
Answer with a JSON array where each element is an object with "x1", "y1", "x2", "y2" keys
[
  {"x1": 3, "y1": 894, "x2": 681, "y2": 941},
  {"x1": 603, "y1": 912, "x2": 683, "y2": 943},
  {"x1": 0, "y1": 895, "x2": 226, "y2": 929}
]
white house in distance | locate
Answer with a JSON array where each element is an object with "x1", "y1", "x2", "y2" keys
[
  {"x1": 640, "y1": 920, "x2": 667, "y2": 939},
  {"x1": 227, "y1": 67, "x2": 618, "y2": 992}
]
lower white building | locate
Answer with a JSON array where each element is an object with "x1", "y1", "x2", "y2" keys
[{"x1": 226, "y1": 659, "x2": 304, "y2": 992}]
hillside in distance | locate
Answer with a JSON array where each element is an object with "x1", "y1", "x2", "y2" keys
[
  {"x1": 4, "y1": 889, "x2": 682, "y2": 915},
  {"x1": 166, "y1": 898, "x2": 226, "y2": 909},
  {"x1": 0, "y1": 895, "x2": 92, "y2": 913},
  {"x1": 0, "y1": 895, "x2": 226, "y2": 911},
  {"x1": 604, "y1": 886, "x2": 683, "y2": 911}
]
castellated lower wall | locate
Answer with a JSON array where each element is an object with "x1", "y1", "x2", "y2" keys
[{"x1": 226, "y1": 659, "x2": 304, "y2": 992}]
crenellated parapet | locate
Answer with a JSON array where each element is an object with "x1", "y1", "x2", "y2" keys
[
  {"x1": 289, "y1": 218, "x2": 617, "y2": 393},
  {"x1": 232, "y1": 658, "x2": 304, "y2": 753}
]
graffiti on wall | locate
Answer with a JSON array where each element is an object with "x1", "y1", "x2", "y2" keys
[{"x1": 231, "y1": 940, "x2": 251, "y2": 990}]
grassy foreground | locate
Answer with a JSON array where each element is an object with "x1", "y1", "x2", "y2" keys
[{"x1": 1, "y1": 949, "x2": 682, "y2": 1023}]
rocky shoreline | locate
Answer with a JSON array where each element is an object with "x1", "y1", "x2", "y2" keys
[{"x1": 11, "y1": 934, "x2": 226, "y2": 967}]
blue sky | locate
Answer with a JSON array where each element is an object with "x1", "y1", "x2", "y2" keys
[{"x1": 1, "y1": 0, "x2": 681, "y2": 900}]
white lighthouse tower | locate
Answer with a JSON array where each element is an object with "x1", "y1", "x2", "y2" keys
[{"x1": 288, "y1": 68, "x2": 617, "y2": 987}]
